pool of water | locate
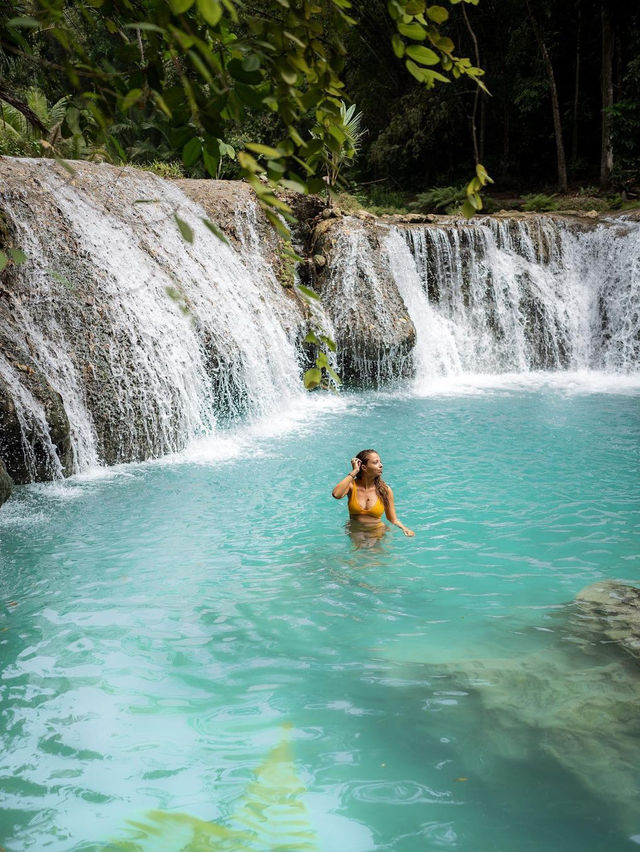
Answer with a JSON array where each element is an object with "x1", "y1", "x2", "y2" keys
[{"x1": 1, "y1": 374, "x2": 639, "y2": 850}]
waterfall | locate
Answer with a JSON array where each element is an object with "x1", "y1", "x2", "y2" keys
[
  {"x1": 384, "y1": 216, "x2": 640, "y2": 380},
  {"x1": 0, "y1": 161, "x2": 304, "y2": 479},
  {"x1": 2, "y1": 156, "x2": 640, "y2": 487}
]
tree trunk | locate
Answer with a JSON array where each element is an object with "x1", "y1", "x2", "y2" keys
[
  {"x1": 480, "y1": 93, "x2": 486, "y2": 163},
  {"x1": 462, "y1": 3, "x2": 481, "y2": 165},
  {"x1": 527, "y1": 3, "x2": 568, "y2": 193},
  {"x1": 502, "y1": 103, "x2": 510, "y2": 179},
  {"x1": 600, "y1": 2, "x2": 614, "y2": 189},
  {"x1": 571, "y1": 0, "x2": 581, "y2": 167},
  {"x1": 0, "y1": 81, "x2": 47, "y2": 133}
]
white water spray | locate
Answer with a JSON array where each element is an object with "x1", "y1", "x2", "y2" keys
[{"x1": 383, "y1": 216, "x2": 640, "y2": 383}]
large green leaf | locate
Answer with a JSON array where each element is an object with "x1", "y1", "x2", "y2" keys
[
  {"x1": 182, "y1": 137, "x2": 202, "y2": 167},
  {"x1": 169, "y1": 0, "x2": 195, "y2": 12},
  {"x1": 196, "y1": 0, "x2": 222, "y2": 25},
  {"x1": 397, "y1": 20, "x2": 426, "y2": 40},
  {"x1": 391, "y1": 33, "x2": 405, "y2": 57},
  {"x1": 426, "y1": 4, "x2": 449, "y2": 23},
  {"x1": 405, "y1": 44, "x2": 439, "y2": 65},
  {"x1": 303, "y1": 367, "x2": 322, "y2": 390}
]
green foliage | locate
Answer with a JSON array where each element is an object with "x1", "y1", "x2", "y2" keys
[
  {"x1": 312, "y1": 101, "x2": 366, "y2": 195},
  {"x1": 135, "y1": 160, "x2": 185, "y2": 179},
  {"x1": 302, "y1": 330, "x2": 340, "y2": 391},
  {"x1": 409, "y1": 183, "x2": 466, "y2": 213},
  {"x1": 355, "y1": 185, "x2": 412, "y2": 214},
  {"x1": 0, "y1": 86, "x2": 97, "y2": 159},
  {"x1": 1, "y1": 0, "x2": 486, "y2": 219},
  {"x1": 554, "y1": 195, "x2": 608, "y2": 213},
  {"x1": 522, "y1": 193, "x2": 558, "y2": 212}
]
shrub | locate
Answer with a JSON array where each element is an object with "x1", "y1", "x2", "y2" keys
[
  {"x1": 409, "y1": 185, "x2": 467, "y2": 214},
  {"x1": 522, "y1": 193, "x2": 558, "y2": 212}
]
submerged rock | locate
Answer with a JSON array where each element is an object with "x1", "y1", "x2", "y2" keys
[
  {"x1": 389, "y1": 582, "x2": 640, "y2": 835},
  {"x1": 0, "y1": 458, "x2": 12, "y2": 505},
  {"x1": 573, "y1": 580, "x2": 640, "y2": 662}
]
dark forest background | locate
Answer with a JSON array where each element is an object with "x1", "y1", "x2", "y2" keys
[{"x1": 344, "y1": 0, "x2": 640, "y2": 198}]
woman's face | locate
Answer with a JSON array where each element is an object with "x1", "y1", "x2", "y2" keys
[{"x1": 362, "y1": 453, "x2": 383, "y2": 476}]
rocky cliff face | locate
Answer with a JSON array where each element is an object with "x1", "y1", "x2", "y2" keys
[
  {"x1": 307, "y1": 212, "x2": 416, "y2": 386},
  {"x1": 0, "y1": 159, "x2": 312, "y2": 501}
]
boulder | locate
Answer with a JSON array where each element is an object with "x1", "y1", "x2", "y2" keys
[{"x1": 311, "y1": 216, "x2": 416, "y2": 387}]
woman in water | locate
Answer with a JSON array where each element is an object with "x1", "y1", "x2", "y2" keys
[{"x1": 332, "y1": 449, "x2": 415, "y2": 537}]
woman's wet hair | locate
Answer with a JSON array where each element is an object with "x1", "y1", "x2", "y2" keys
[{"x1": 354, "y1": 449, "x2": 390, "y2": 507}]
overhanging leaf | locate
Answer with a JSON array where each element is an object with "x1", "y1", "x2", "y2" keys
[
  {"x1": 174, "y1": 213, "x2": 194, "y2": 243},
  {"x1": 405, "y1": 44, "x2": 439, "y2": 65},
  {"x1": 303, "y1": 367, "x2": 322, "y2": 389},
  {"x1": 169, "y1": 0, "x2": 195, "y2": 12},
  {"x1": 196, "y1": 0, "x2": 222, "y2": 25},
  {"x1": 426, "y1": 4, "x2": 448, "y2": 23},
  {"x1": 296, "y1": 284, "x2": 321, "y2": 301},
  {"x1": 10, "y1": 249, "x2": 27, "y2": 265},
  {"x1": 201, "y1": 218, "x2": 229, "y2": 244}
]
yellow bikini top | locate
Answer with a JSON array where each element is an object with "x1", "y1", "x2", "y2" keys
[{"x1": 348, "y1": 480, "x2": 385, "y2": 519}]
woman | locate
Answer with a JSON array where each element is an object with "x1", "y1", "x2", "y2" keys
[{"x1": 332, "y1": 449, "x2": 415, "y2": 537}]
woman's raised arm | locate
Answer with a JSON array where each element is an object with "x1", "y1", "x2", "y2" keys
[{"x1": 332, "y1": 458, "x2": 360, "y2": 498}]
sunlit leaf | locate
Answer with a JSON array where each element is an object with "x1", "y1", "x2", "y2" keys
[
  {"x1": 397, "y1": 20, "x2": 426, "y2": 39},
  {"x1": 169, "y1": 0, "x2": 196, "y2": 12},
  {"x1": 461, "y1": 199, "x2": 476, "y2": 218},
  {"x1": 10, "y1": 249, "x2": 27, "y2": 265},
  {"x1": 405, "y1": 44, "x2": 439, "y2": 65},
  {"x1": 326, "y1": 364, "x2": 342, "y2": 384},
  {"x1": 245, "y1": 142, "x2": 282, "y2": 158},
  {"x1": 426, "y1": 4, "x2": 448, "y2": 23},
  {"x1": 0, "y1": 252, "x2": 7, "y2": 273},
  {"x1": 196, "y1": 0, "x2": 222, "y2": 25},
  {"x1": 303, "y1": 367, "x2": 322, "y2": 389},
  {"x1": 120, "y1": 88, "x2": 142, "y2": 111},
  {"x1": 391, "y1": 33, "x2": 405, "y2": 57}
]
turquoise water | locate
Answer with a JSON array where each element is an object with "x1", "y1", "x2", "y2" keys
[{"x1": 1, "y1": 377, "x2": 640, "y2": 851}]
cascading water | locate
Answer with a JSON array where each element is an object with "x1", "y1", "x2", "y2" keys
[
  {"x1": 384, "y1": 216, "x2": 640, "y2": 381},
  {"x1": 0, "y1": 160, "x2": 304, "y2": 479},
  {"x1": 2, "y1": 157, "x2": 640, "y2": 486}
]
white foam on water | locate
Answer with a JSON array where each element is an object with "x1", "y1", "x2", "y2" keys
[{"x1": 410, "y1": 370, "x2": 640, "y2": 398}]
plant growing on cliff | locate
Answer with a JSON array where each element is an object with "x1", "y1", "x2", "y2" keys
[
  {"x1": 302, "y1": 330, "x2": 341, "y2": 391},
  {"x1": 311, "y1": 101, "x2": 366, "y2": 201}
]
